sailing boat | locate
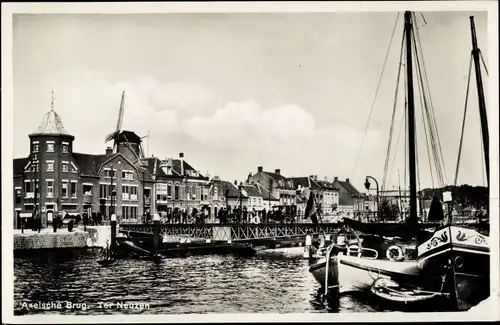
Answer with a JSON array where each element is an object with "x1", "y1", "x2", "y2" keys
[
  {"x1": 414, "y1": 15, "x2": 490, "y2": 311},
  {"x1": 336, "y1": 12, "x2": 490, "y2": 311}
]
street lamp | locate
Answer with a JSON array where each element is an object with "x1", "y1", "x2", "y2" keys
[
  {"x1": 184, "y1": 176, "x2": 188, "y2": 223},
  {"x1": 110, "y1": 164, "x2": 115, "y2": 217},
  {"x1": 238, "y1": 182, "x2": 243, "y2": 224},
  {"x1": 364, "y1": 176, "x2": 380, "y2": 221}
]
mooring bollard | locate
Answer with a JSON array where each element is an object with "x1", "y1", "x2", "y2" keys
[
  {"x1": 110, "y1": 214, "x2": 117, "y2": 253},
  {"x1": 319, "y1": 234, "x2": 326, "y2": 248},
  {"x1": 153, "y1": 213, "x2": 160, "y2": 254},
  {"x1": 303, "y1": 234, "x2": 312, "y2": 259}
]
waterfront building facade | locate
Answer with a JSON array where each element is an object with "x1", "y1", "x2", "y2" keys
[
  {"x1": 332, "y1": 177, "x2": 365, "y2": 218},
  {"x1": 13, "y1": 106, "x2": 155, "y2": 228},
  {"x1": 315, "y1": 179, "x2": 340, "y2": 216},
  {"x1": 142, "y1": 153, "x2": 210, "y2": 219},
  {"x1": 248, "y1": 167, "x2": 296, "y2": 207}
]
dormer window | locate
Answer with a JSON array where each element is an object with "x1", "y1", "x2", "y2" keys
[
  {"x1": 62, "y1": 143, "x2": 68, "y2": 153},
  {"x1": 46, "y1": 142, "x2": 54, "y2": 152},
  {"x1": 32, "y1": 143, "x2": 39, "y2": 152},
  {"x1": 278, "y1": 180, "x2": 284, "y2": 187}
]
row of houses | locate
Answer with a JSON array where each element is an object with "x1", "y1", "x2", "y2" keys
[{"x1": 12, "y1": 105, "x2": 373, "y2": 228}]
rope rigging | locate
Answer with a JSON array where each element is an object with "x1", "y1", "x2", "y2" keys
[
  {"x1": 454, "y1": 54, "x2": 473, "y2": 186},
  {"x1": 351, "y1": 13, "x2": 401, "y2": 180},
  {"x1": 411, "y1": 14, "x2": 448, "y2": 188},
  {"x1": 381, "y1": 31, "x2": 406, "y2": 192},
  {"x1": 412, "y1": 13, "x2": 448, "y2": 184}
]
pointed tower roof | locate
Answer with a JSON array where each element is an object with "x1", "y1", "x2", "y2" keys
[{"x1": 29, "y1": 91, "x2": 73, "y2": 137}]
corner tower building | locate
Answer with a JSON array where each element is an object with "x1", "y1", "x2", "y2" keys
[{"x1": 13, "y1": 95, "x2": 156, "y2": 229}]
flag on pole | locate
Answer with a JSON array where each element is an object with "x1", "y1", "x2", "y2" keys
[{"x1": 304, "y1": 191, "x2": 319, "y2": 224}]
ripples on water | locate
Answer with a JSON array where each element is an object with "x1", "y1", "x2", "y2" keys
[{"x1": 14, "y1": 248, "x2": 380, "y2": 315}]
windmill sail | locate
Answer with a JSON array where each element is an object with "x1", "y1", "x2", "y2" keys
[{"x1": 105, "y1": 91, "x2": 125, "y2": 143}]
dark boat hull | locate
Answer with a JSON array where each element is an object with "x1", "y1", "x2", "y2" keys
[
  {"x1": 308, "y1": 256, "x2": 339, "y2": 291},
  {"x1": 417, "y1": 225, "x2": 490, "y2": 311}
]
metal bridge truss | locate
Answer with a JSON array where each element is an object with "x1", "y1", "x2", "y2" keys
[{"x1": 119, "y1": 223, "x2": 340, "y2": 241}]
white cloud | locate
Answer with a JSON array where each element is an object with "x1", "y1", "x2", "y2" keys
[
  {"x1": 37, "y1": 68, "x2": 201, "y2": 154},
  {"x1": 182, "y1": 100, "x2": 384, "y2": 179},
  {"x1": 33, "y1": 68, "x2": 383, "y2": 185}
]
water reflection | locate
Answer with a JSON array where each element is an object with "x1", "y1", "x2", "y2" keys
[{"x1": 15, "y1": 248, "x2": 374, "y2": 315}]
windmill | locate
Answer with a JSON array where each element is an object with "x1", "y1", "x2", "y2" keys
[
  {"x1": 104, "y1": 90, "x2": 125, "y2": 152},
  {"x1": 104, "y1": 91, "x2": 148, "y2": 162}
]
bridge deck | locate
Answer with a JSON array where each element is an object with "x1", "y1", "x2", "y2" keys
[{"x1": 119, "y1": 223, "x2": 340, "y2": 241}]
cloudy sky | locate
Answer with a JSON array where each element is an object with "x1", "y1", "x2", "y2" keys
[{"x1": 13, "y1": 11, "x2": 489, "y2": 191}]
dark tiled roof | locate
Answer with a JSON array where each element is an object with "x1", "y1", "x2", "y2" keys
[
  {"x1": 13, "y1": 157, "x2": 29, "y2": 176},
  {"x1": 242, "y1": 184, "x2": 263, "y2": 197},
  {"x1": 254, "y1": 182, "x2": 279, "y2": 201},
  {"x1": 73, "y1": 153, "x2": 155, "y2": 182},
  {"x1": 171, "y1": 159, "x2": 209, "y2": 181},
  {"x1": 334, "y1": 180, "x2": 361, "y2": 197},
  {"x1": 316, "y1": 180, "x2": 338, "y2": 190},
  {"x1": 262, "y1": 171, "x2": 294, "y2": 189},
  {"x1": 140, "y1": 157, "x2": 168, "y2": 178},
  {"x1": 219, "y1": 180, "x2": 244, "y2": 198},
  {"x1": 288, "y1": 177, "x2": 323, "y2": 190},
  {"x1": 72, "y1": 153, "x2": 111, "y2": 176}
]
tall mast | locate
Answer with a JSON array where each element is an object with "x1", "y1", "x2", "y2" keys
[
  {"x1": 405, "y1": 11, "x2": 418, "y2": 224},
  {"x1": 469, "y1": 16, "x2": 489, "y2": 187}
]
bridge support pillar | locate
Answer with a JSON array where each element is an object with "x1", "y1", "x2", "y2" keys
[
  {"x1": 110, "y1": 214, "x2": 117, "y2": 254},
  {"x1": 153, "y1": 214, "x2": 161, "y2": 253}
]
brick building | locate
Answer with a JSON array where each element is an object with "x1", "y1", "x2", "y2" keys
[
  {"x1": 141, "y1": 153, "x2": 210, "y2": 219},
  {"x1": 248, "y1": 166, "x2": 296, "y2": 207},
  {"x1": 13, "y1": 106, "x2": 155, "y2": 228}
]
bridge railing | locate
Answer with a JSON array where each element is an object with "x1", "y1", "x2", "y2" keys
[{"x1": 119, "y1": 223, "x2": 342, "y2": 241}]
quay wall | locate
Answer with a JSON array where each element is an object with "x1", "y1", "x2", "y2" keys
[{"x1": 13, "y1": 226, "x2": 112, "y2": 251}]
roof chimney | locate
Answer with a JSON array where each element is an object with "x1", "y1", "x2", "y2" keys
[
  {"x1": 234, "y1": 180, "x2": 237, "y2": 186},
  {"x1": 314, "y1": 175, "x2": 318, "y2": 181},
  {"x1": 275, "y1": 169, "x2": 281, "y2": 175},
  {"x1": 258, "y1": 166, "x2": 263, "y2": 173},
  {"x1": 334, "y1": 176, "x2": 338, "y2": 182},
  {"x1": 106, "y1": 147, "x2": 113, "y2": 155},
  {"x1": 346, "y1": 178, "x2": 350, "y2": 183},
  {"x1": 179, "y1": 152, "x2": 184, "y2": 176}
]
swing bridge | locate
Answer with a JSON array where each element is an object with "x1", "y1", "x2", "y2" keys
[{"x1": 119, "y1": 222, "x2": 341, "y2": 242}]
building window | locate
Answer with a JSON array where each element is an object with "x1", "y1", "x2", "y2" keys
[
  {"x1": 70, "y1": 182, "x2": 77, "y2": 198},
  {"x1": 130, "y1": 186, "x2": 138, "y2": 201},
  {"x1": 105, "y1": 170, "x2": 117, "y2": 178},
  {"x1": 167, "y1": 184, "x2": 172, "y2": 197},
  {"x1": 122, "y1": 185, "x2": 130, "y2": 200},
  {"x1": 24, "y1": 181, "x2": 33, "y2": 198},
  {"x1": 15, "y1": 189, "x2": 21, "y2": 204},
  {"x1": 83, "y1": 185, "x2": 93, "y2": 195},
  {"x1": 62, "y1": 182, "x2": 68, "y2": 198},
  {"x1": 100, "y1": 184, "x2": 108, "y2": 199},
  {"x1": 122, "y1": 171, "x2": 134, "y2": 180},
  {"x1": 47, "y1": 181, "x2": 54, "y2": 198},
  {"x1": 62, "y1": 144, "x2": 68, "y2": 153},
  {"x1": 174, "y1": 185, "x2": 180, "y2": 200},
  {"x1": 62, "y1": 163, "x2": 69, "y2": 172},
  {"x1": 47, "y1": 143, "x2": 54, "y2": 152},
  {"x1": 33, "y1": 143, "x2": 39, "y2": 152},
  {"x1": 121, "y1": 206, "x2": 138, "y2": 220},
  {"x1": 47, "y1": 162, "x2": 54, "y2": 172}
]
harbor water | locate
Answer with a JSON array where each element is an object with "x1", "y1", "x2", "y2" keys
[{"x1": 15, "y1": 248, "x2": 389, "y2": 315}]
